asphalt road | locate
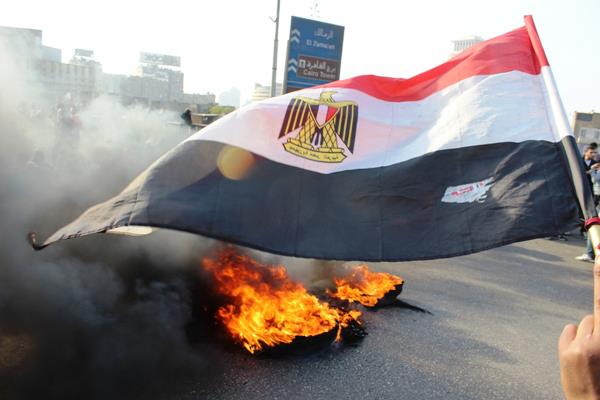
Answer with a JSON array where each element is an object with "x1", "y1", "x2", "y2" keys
[{"x1": 175, "y1": 236, "x2": 593, "y2": 400}]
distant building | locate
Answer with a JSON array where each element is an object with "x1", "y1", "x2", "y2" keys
[
  {"x1": 573, "y1": 112, "x2": 600, "y2": 150},
  {"x1": 37, "y1": 57, "x2": 101, "y2": 103},
  {"x1": 450, "y1": 35, "x2": 483, "y2": 57},
  {"x1": 1, "y1": 25, "x2": 215, "y2": 113},
  {"x1": 0, "y1": 25, "x2": 44, "y2": 66},
  {"x1": 182, "y1": 92, "x2": 216, "y2": 112},
  {"x1": 125, "y1": 52, "x2": 184, "y2": 105},
  {"x1": 251, "y1": 83, "x2": 282, "y2": 102},
  {"x1": 218, "y1": 87, "x2": 241, "y2": 108},
  {"x1": 42, "y1": 45, "x2": 61, "y2": 62},
  {"x1": 182, "y1": 92, "x2": 214, "y2": 105},
  {"x1": 101, "y1": 73, "x2": 127, "y2": 97},
  {"x1": 0, "y1": 25, "x2": 101, "y2": 103},
  {"x1": 103, "y1": 52, "x2": 213, "y2": 111}
]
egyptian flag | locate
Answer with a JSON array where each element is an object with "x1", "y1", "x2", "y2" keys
[{"x1": 30, "y1": 16, "x2": 597, "y2": 261}]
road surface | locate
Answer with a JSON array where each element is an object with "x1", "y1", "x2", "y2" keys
[{"x1": 177, "y1": 236, "x2": 591, "y2": 400}]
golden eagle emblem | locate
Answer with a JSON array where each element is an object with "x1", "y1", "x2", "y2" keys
[{"x1": 278, "y1": 91, "x2": 358, "y2": 163}]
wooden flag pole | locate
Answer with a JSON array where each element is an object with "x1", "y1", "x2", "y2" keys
[
  {"x1": 525, "y1": 15, "x2": 600, "y2": 257},
  {"x1": 590, "y1": 225, "x2": 600, "y2": 258}
]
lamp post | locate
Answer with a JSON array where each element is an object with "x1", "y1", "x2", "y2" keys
[{"x1": 270, "y1": 0, "x2": 281, "y2": 97}]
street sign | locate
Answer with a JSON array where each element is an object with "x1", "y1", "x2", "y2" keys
[{"x1": 283, "y1": 16, "x2": 344, "y2": 93}]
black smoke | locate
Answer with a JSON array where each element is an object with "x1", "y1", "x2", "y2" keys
[{"x1": 0, "y1": 38, "x2": 222, "y2": 400}]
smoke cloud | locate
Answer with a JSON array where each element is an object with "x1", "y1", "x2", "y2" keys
[{"x1": 0, "y1": 38, "x2": 222, "y2": 399}]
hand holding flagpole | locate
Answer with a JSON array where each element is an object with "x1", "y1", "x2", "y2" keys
[{"x1": 558, "y1": 258, "x2": 600, "y2": 399}]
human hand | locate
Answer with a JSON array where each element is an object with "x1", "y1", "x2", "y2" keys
[{"x1": 558, "y1": 259, "x2": 600, "y2": 399}]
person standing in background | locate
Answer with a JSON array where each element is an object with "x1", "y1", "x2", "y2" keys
[{"x1": 576, "y1": 145, "x2": 600, "y2": 262}]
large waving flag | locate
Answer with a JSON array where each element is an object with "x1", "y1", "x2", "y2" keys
[{"x1": 31, "y1": 16, "x2": 596, "y2": 261}]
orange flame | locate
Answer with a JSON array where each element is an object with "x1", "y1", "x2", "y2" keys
[
  {"x1": 330, "y1": 265, "x2": 404, "y2": 307},
  {"x1": 202, "y1": 248, "x2": 361, "y2": 354}
]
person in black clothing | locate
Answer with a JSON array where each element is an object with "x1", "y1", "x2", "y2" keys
[
  {"x1": 181, "y1": 108, "x2": 193, "y2": 127},
  {"x1": 583, "y1": 145, "x2": 599, "y2": 194}
]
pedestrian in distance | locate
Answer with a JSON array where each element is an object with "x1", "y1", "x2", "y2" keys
[{"x1": 576, "y1": 145, "x2": 600, "y2": 262}]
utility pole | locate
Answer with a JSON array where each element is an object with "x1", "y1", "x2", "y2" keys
[{"x1": 270, "y1": 0, "x2": 281, "y2": 97}]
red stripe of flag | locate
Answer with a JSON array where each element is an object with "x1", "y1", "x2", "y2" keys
[{"x1": 319, "y1": 21, "x2": 548, "y2": 102}]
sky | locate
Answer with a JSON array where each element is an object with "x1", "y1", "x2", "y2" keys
[{"x1": 0, "y1": 0, "x2": 598, "y2": 114}]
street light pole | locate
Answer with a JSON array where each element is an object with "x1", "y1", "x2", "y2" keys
[{"x1": 270, "y1": 0, "x2": 281, "y2": 97}]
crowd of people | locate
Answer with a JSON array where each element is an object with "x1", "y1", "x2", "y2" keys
[
  {"x1": 16, "y1": 95, "x2": 194, "y2": 182},
  {"x1": 51, "y1": 102, "x2": 82, "y2": 164},
  {"x1": 17, "y1": 98, "x2": 83, "y2": 176}
]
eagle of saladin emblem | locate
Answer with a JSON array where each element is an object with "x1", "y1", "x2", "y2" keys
[{"x1": 278, "y1": 91, "x2": 358, "y2": 163}]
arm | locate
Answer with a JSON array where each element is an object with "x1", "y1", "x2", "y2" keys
[{"x1": 591, "y1": 166, "x2": 600, "y2": 183}]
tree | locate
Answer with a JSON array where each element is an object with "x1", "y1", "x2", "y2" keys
[{"x1": 208, "y1": 105, "x2": 236, "y2": 115}]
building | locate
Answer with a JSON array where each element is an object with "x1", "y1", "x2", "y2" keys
[
  {"x1": 0, "y1": 25, "x2": 102, "y2": 104},
  {"x1": 251, "y1": 83, "x2": 282, "y2": 102},
  {"x1": 218, "y1": 87, "x2": 241, "y2": 108},
  {"x1": 42, "y1": 45, "x2": 61, "y2": 62},
  {"x1": 183, "y1": 92, "x2": 215, "y2": 105},
  {"x1": 131, "y1": 66, "x2": 183, "y2": 103},
  {"x1": 1, "y1": 25, "x2": 215, "y2": 113},
  {"x1": 0, "y1": 26, "x2": 44, "y2": 66},
  {"x1": 37, "y1": 57, "x2": 101, "y2": 103},
  {"x1": 573, "y1": 112, "x2": 600, "y2": 150},
  {"x1": 91, "y1": 51, "x2": 214, "y2": 111},
  {"x1": 133, "y1": 52, "x2": 184, "y2": 103},
  {"x1": 450, "y1": 35, "x2": 483, "y2": 57},
  {"x1": 182, "y1": 93, "x2": 216, "y2": 112},
  {"x1": 39, "y1": 48, "x2": 102, "y2": 103},
  {"x1": 101, "y1": 73, "x2": 127, "y2": 97}
]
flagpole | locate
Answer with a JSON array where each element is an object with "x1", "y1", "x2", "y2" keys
[
  {"x1": 524, "y1": 15, "x2": 600, "y2": 256},
  {"x1": 270, "y1": 0, "x2": 281, "y2": 98},
  {"x1": 542, "y1": 62, "x2": 600, "y2": 256}
]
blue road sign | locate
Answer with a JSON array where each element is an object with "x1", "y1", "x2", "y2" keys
[{"x1": 284, "y1": 16, "x2": 345, "y2": 93}]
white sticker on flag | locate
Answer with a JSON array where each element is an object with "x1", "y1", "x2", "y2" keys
[{"x1": 441, "y1": 178, "x2": 494, "y2": 204}]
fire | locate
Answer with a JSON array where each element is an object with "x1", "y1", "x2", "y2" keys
[
  {"x1": 202, "y1": 248, "x2": 361, "y2": 354},
  {"x1": 330, "y1": 265, "x2": 404, "y2": 307}
]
